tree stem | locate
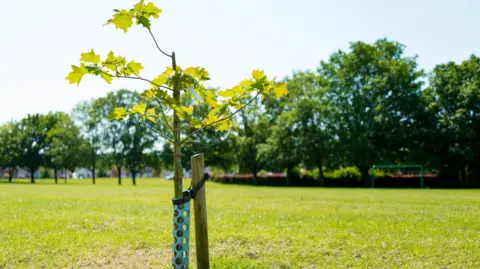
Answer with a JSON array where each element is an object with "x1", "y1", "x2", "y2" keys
[{"x1": 172, "y1": 52, "x2": 183, "y2": 198}]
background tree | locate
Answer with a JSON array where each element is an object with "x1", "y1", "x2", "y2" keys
[
  {"x1": 235, "y1": 103, "x2": 270, "y2": 184},
  {"x1": 181, "y1": 91, "x2": 237, "y2": 173},
  {"x1": 72, "y1": 100, "x2": 103, "y2": 184},
  {"x1": 93, "y1": 90, "x2": 135, "y2": 185},
  {"x1": 0, "y1": 122, "x2": 22, "y2": 183},
  {"x1": 426, "y1": 55, "x2": 480, "y2": 186},
  {"x1": 317, "y1": 39, "x2": 425, "y2": 185},
  {"x1": 123, "y1": 117, "x2": 157, "y2": 185},
  {"x1": 46, "y1": 112, "x2": 83, "y2": 183},
  {"x1": 18, "y1": 114, "x2": 56, "y2": 183}
]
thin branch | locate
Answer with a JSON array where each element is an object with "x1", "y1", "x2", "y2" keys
[
  {"x1": 101, "y1": 71, "x2": 174, "y2": 92},
  {"x1": 181, "y1": 91, "x2": 261, "y2": 144},
  {"x1": 143, "y1": 121, "x2": 174, "y2": 143},
  {"x1": 154, "y1": 97, "x2": 174, "y2": 134},
  {"x1": 147, "y1": 28, "x2": 172, "y2": 58}
]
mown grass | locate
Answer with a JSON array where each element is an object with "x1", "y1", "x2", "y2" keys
[{"x1": 0, "y1": 178, "x2": 479, "y2": 268}]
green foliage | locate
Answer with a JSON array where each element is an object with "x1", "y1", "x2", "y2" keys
[
  {"x1": 324, "y1": 166, "x2": 362, "y2": 180},
  {"x1": 16, "y1": 114, "x2": 58, "y2": 181},
  {"x1": 425, "y1": 55, "x2": 480, "y2": 179},
  {"x1": 257, "y1": 169, "x2": 269, "y2": 176},
  {"x1": 0, "y1": 122, "x2": 22, "y2": 179},
  {"x1": 317, "y1": 39, "x2": 425, "y2": 182},
  {"x1": 46, "y1": 112, "x2": 84, "y2": 172}
]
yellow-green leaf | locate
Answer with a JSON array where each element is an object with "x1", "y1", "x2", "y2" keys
[
  {"x1": 102, "y1": 51, "x2": 115, "y2": 71},
  {"x1": 215, "y1": 119, "x2": 230, "y2": 131},
  {"x1": 152, "y1": 74, "x2": 168, "y2": 86},
  {"x1": 240, "y1": 79, "x2": 253, "y2": 88},
  {"x1": 131, "y1": 103, "x2": 147, "y2": 115},
  {"x1": 107, "y1": 9, "x2": 134, "y2": 33},
  {"x1": 203, "y1": 111, "x2": 219, "y2": 125},
  {"x1": 100, "y1": 72, "x2": 113, "y2": 84},
  {"x1": 252, "y1": 69, "x2": 265, "y2": 81},
  {"x1": 128, "y1": 60, "x2": 144, "y2": 75},
  {"x1": 142, "y1": 89, "x2": 155, "y2": 100},
  {"x1": 108, "y1": 107, "x2": 127, "y2": 121},
  {"x1": 144, "y1": 2, "x2": 162, "y2": 18},
  {"x1": 182, "y1": 106, "x2": 194, "y2": 115},
  {"x1": 184, "y1": 66, "x2": 209, "y2": 81},
  {"x1": 164, "y1": 67, "x2": 175, "y2": 77},
  {"x1": 274, "y1": 83, "x2": 288, "y2": 98},
  {"x1": 147, "y1": 116, "x2": 156, "y2": 123},
  {"x1": 133, "y1": 0, "x2": 145, "y2": 12},
  {"x1": 152, "y1": 67, "x2": 175, "y2": 86},
  {"x1": 65, "y1": 64, "x2": 87, "y2": 85},
  {"x1": 80, "y1": 49, "x2": 100, "y2": 64},
  {"x1": 146, "y1": 107, "x2": 156, "y2": 115},
  {"x1": 217, "y1": 89, "x2": 236, "y2": 97}
]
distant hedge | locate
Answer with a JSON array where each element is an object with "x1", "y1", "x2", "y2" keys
[{"x1": 211, "y1": 172, "x2": 451, "y2": 188}]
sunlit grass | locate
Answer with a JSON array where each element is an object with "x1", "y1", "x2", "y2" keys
[{"x1": 0, "y1": 178, "x2": 479, "y2": 268}]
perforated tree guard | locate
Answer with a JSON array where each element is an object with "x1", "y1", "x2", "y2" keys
[{"x1": 172, "y1": 202, "x2": 190, "y2": 268}]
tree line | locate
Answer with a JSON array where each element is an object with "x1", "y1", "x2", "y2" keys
[{"x1": 1, "y1": 39, "x2": 479, "y2": 187}]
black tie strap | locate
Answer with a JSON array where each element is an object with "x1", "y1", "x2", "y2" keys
[{"x1": 172, "y1": 173, "x2": 209, "y2": 205}]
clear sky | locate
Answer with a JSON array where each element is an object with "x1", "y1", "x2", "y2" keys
[{"x1": 0, "y1": 0, "x2": 479, "y2": 124}]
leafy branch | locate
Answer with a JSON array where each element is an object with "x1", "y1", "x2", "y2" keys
[
  {"x1": 101, "y1": 71, "x2": 174, "y2": 92},
  {"x1": 141, "y1": 120, "x2": 173, "y2": 143},
  {"x1": 181, "y1": 91, "x2": 261, "y2": 144}
]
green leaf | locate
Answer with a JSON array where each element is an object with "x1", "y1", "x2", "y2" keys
[
  {"x1": 65, "y1": 64, "x2": 87, "y2": 85},
  {"x1": 85, "y1": 65, "x2": 100, "y2": 74},
  {"x1": 80, "y1": 49, "x2": 100, "y2": 64},
  {"x1": 107, "y1": 9, "x2": 134, "y2": 33},
  {"x1": 137, "y1": 16, "x2": 151, "y2": 29}
]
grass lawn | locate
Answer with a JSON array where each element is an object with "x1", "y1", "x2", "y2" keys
[{"x1": 0, "y1": 178, "x2": 479, "y2": 268}]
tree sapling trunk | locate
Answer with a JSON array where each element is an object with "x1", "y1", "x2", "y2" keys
[
  {"x1": 54, "y1": 166, "x2": 58, "y2": 184},
  {"x1": 30, "y1": 167, "x2": 35, "y2": 183},
  {"x1": 117, "y1": 165, "x2": 122, "y2": 185}
]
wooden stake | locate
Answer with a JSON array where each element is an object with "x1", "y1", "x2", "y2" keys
[{"x1": 191, "y1": 153, "x2": 210, "y2": 269}]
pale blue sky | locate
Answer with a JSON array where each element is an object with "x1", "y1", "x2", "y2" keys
[{"x1": 0, "y1": 0, "x2": 479, "y2": 124}]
